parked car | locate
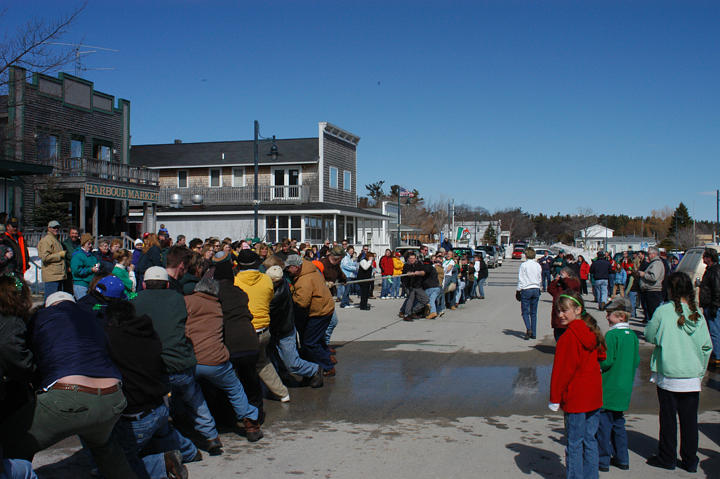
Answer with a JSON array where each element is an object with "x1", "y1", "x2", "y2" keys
[
  {"x1": 452, "y1": 246, "x2": 475, "y2": 260},
  {"x1": 475, "y1": 245, "x2": 497, "y2": 268},
  {"x1": 676, "y1": 245, "x2": 720, "y2": 288}
]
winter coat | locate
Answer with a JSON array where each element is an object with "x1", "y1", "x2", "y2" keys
[
  {"x1": 136, "y1": 246, "x2": 163, "y2": 275},
  {"x1": 550, "y1": 319, "x2": 605, "y2": 413},
  {"x1": 644, "y1": 302, "x2": 712, "y2": 379},
  {"x1": 132, "y1": 289, "x2": 197, "y2": 374},
  {"x1": 589, "y1": 258, "x2": 611, "y2": 280},
  {"x1": 547, "y1": 277, "x2": 581, "y2": 329},
  {"x1": 270, "y1": 278, "x2": 296, "y2": 339},
  {"x1": 640, "y1": 258, "x2": 665, "y2": 292},
  {"x1": 340, "y1": 254, "x2": 358, "y2": 279},
  {"x1": 579, "y1": 261, "x2": 590, "y2": 280},
  {"x1": 71, "y1": 248, "x2": 99, "y2": 287},
  {"x1": 94, "y1": 250, "x2": 115, "y2": 275},
  {"x1": 392, "y1": 257, "x2": 404, "y2": 276},
  {"x1": 105, "y1": 303, "x2": 169, "y2": 414},
  {"x1": 699, "y1": 263, "x2": 720, "y2": 318},
  {"x1": 379, "y1": 255, "x2": 395, "y2": 276},
  {"x1": 614, "y1": 268, "x2": 627, "y2": 287},
  {"x1": 179, "y1": 274, "x2": 200, "y2": 296},
  {"x1": 290, "y1": 259, "x2": 335, "y2": 318},
  {"x1": 234, "y1": 269, "x2": 274, "y2": 331},
  {"x1": 401, "y1": 261, "x2": 424, "y2": 289},
  {"x1": 184, "y1": 292, "x2": 230, "y2": 366},
  {"x1": 112, "y1": 264, "x2": 136, "y2": 294},
  {"x1": 37, "y1": 232, "x2": 66, "y2": 282},
  {"x1": 217, "y1": 280, "x2": 259, "y2": 355},
  {"x1": 0, "y1": 314, "x2": 34, "y2": 423},
  {"x1": 600, "y1": 324, "x2": 639, "y2": 412},
  {"x1": 1, "y1": 232, "x2": 29, "y2": 274}
]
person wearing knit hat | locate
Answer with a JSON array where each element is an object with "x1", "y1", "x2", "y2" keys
[
  {"x1": 234, "y1": 248, "x2": 290, "y2": 401},
  {"x1": 267, "y1": 265, "x2": 324, "y2": 388}
]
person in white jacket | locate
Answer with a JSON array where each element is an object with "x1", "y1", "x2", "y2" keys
[{"x1": 517, "y1": 247, "x2": 542, "y2": 340}]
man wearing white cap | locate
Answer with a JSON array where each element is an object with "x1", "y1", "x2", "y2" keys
[{"x1": 37, "y1": 220, "x2": 66, "y2": 299}]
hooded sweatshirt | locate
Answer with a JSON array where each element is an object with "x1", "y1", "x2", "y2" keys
[
  {"x1": 644, "y1": 302, "x2": 712, "y2": 379},
  {"x1": 234, "y1": 269, "x2": 274, "y2": 331},
  {"x1": 184, "y1": 291, "x2": 230, "y2": 366},
  {"x1": 550, "y1": 318, "x2": 605, "y2": 413},
  {"x1": 291, "y1": 259, "x2": 335, "y2": 318},
  {"x1": 600, "y1": 323, "x2": 639, "y2": 411}
]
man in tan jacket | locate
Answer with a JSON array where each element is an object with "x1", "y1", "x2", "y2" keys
[
  {"x1": 38, "y1": 220, "x2": 67, "y2": 299},
  {"x1": 285, "y1": 254, "x2": 336, "y2": 376}
]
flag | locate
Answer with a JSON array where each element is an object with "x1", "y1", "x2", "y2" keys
[{"x1": 399, "y1": 186, "x2": 414, "y2": 198}]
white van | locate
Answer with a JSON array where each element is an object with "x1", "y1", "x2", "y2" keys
[{"x1": 676, "y1": 245, "x2": 720, "y2": 286}]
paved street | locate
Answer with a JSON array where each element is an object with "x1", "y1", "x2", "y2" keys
[{"x1": 34, "y1": 261, "x2": 720, "y2": 478}]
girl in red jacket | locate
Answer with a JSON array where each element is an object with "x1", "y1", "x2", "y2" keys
[
  {"x1": 549, "y1": 291, "x2": 606, "y2": 479},
  {"x1": 578, "y1": 255, "x2": 590, "y2": 295}
]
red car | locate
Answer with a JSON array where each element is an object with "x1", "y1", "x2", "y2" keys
[{"x1": 512, "y1": 246, "x2": 525, "y2": 259}]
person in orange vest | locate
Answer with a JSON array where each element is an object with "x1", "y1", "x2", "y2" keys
[{"x1": 1, "y1": 217, "x2": 29, "y2": 275}]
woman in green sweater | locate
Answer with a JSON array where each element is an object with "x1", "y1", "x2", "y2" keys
[
  {"x1": 111, "y1": 249, "x2": 136, "y2": 297},
  {"x1": 644, "y1": 272, "x2": 712, "y2": 473}
]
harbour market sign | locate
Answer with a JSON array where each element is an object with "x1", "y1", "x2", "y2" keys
[{"x1": 85, "y1": 182, "x2": 159, "y2": 203}]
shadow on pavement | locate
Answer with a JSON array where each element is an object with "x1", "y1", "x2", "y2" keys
[
  {"x1": 698, "y1": 447, "x2": 720, "y2": 477},
  {"x1": 502, "y1": 329, "x2": 526, "y2": 339},
  {"x1": 699, "y1": 421, "x2": 720, "y2": 447},
  {"x1": 626, "y1": 428, "x2": 656, "y2": 460},
  {"x1": 533, "y1": 344, "x2": 556, "y2": 355},
  {"x1": 506, "y1": 442, "x2": 565, "y2": 478}
]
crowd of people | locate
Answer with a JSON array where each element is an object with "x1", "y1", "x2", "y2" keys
[{"x1": 517, "y1": 245, "x2": 718, "y2": 476}]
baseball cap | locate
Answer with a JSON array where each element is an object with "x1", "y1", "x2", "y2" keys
[
  {"x1": 330, "y1": 245, "x2": 346, "y2": 257},
  {"x1": 6, "y1": 217, "x2": 18, "y2": 227},
  {"x1": 144, "y1": 266, "x2": 169, "y2": 282},
  {"x1": 45, "y1": 291, "x2": 75, "y2": 308},
  {"x1": 95, "y1": 276, "x2": 126, "y2": 299},
  {"x1": 605, "y1": 297, "x2": 632, "y2": 313},
  {"x1": 284, "y1": 254, "x2": 303, "y2": 267},
  {"x1": 48, "y1": 220, "x2": 61, "y2": 228},
  {"x1": 266, "y1": 265, "x2": 284, "y2": 282},
  {"x1": 134, "y1": 239, "x2": 143, "y2": 246}
]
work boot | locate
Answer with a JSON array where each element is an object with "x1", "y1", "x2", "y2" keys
[
  {"x1": 241, "y1": 417, "x2": 264, "y2": 442},
  {"x1": 426, "y1": 312, "x2": 438, "y2": 320},
  {"x1": 309, "y1": 367, "x2": 324, "y2": 388},
  {"x1": 599, "y1": 302, "x2": 605, "y2": 311},
  {"x1": 164, "y1": 450, "x2": 189, "y2": 479},
  {"x1": 323, "y1": 367, "x2": 336, "y2": 377},
  {"x1": 199, "y1": 436, "x2": 223, "y2": 456}
]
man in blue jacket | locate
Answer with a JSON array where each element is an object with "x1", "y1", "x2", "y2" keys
[{"x1": 590, "y1": 251, "x2": 612, "y2": 310}]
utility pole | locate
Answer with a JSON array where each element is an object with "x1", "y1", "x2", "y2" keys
[
  {"x1": 253, "y1": 120, "x2": 259, "y2": 239},
  {"x1": 716, "y1": 189, "x2": 719, "y2": 244}
]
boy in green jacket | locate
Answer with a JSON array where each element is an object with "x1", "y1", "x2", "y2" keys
[{"x1": 598, "y1": 297, "x2": 639, "y2": 472}]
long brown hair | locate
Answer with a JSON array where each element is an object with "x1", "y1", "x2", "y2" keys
[
  {"x1": 555, "y1": 291, "x2": 606, "y2": 351},
  {"x1": 142, "y1": 233, "x2": 160, "y2": 253},
  {"x1": 667, "y1": 272, "x2": 701, "y2": 327},
  {"x1": 0, "y1": 275, "x2": 32, "y2": 320}
]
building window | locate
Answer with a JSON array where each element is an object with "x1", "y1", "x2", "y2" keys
[
  {"x1": 305, "y1": 216, "x2": 323, "y2": 243},
  {"x1": 329, "y1": 167, "x2": 338, "y2": 189},
  {"x1": 343, "y1": 170, "x2": 351, "y2": 191},
  {"x1": 266, "y1": 215, "x2": 301, "y2": 243},
  {"x1": 178, "y1": 170, "x2": 188, "y2": 188},
  {"x1": 232, "y1": 167, "x2": 245, "y2": 187},
  {"x1": 93, "y1": 140, "x2": 112, "y2": 161},
  {"x1": 70, "y1": 138, "x2": 83, "y2": 158},
  {"x1": 37, "y1": 133, "x2": 59, "y2": 165},
  {"x1": 209, "y1": 168, "x2": 221, "y2": 187},
  {"x1": 272, "y1": 167, "x2": 301, "y2": 199}
]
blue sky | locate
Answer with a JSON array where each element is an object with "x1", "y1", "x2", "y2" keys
[{"x1": 8, "y1": 0, "x2": 720, "y2": 220}]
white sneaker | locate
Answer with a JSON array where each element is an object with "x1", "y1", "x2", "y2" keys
[{"x1": 280, "y1": 394, "x2": 290, "y2": 403}]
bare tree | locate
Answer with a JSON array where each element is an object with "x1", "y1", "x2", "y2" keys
[{"x1": 0, "y1": 3, "x2": 86, "y2": 91}]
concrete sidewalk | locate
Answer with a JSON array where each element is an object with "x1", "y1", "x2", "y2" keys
[{"x1": 32, "y1": 261, "x2": 720, "y2": 478}]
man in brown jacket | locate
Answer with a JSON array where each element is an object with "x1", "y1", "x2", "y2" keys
[
  {"x1": 184, "y1": 276, "x2": 263, "y2": 442},
  {"x1": 285, "y1": 254, "x2": 336, "y2": 376},
  {"x1": 37, "y1": 220, "x2": 67, "y2": 299}
]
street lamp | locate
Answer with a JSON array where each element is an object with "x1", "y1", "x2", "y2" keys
[{"x1": 253, "y1": 120, "x2": 279, "y2": 241}]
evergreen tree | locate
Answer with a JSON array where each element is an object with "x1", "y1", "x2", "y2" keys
[
  {"x1": 483, "y1": 224, "x2": 497, "y2": 245},
  {"x1": 32, "y1": 177, "x2": 69, "y2": 227},
  {"x1": 668, "y1": 202, "x2": 692, "y2": 238}
]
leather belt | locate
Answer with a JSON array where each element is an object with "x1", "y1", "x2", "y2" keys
[
  {"x1": 51, "y1": 382, "x2": 120, "y2": 396},
  {"x1": 122, "y1": 409, "x2": 153, "y2": 421}
]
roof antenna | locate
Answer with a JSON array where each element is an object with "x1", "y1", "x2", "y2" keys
[{"x1": 44, "y1": 42, "x2": 119, "y2": 75}]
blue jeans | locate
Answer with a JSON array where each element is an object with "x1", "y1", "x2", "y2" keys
[
  {"x1": 597, "y1": 409, "x2": 628, "y2": 468},
  {"x1": 113, "y1": 403, "x2": 197, "y2": 479},
  {"x1": 520, "y1": 288, "x2": 541, "y2": 336},
  {"x1": 425, "y1": 287, "x2": 441, "y2": 314},
  {"x1": 594, "y1": 279, "x2": 608, "y2": 304},
  {"x1": 336, "y1": 283, "x2": 344, "y2": 302},
  {"x1": 340, "y1": 281, "x2": 352, "y2": 306},
  {"x1": 0, "y1": 459, "x2": 36, "y2": 479},
  {"x1": 628, "y1": 291, "x2": 638, "y2": 317},
  {"x1": 276, "y1": 329, "x2": 319, "y2": 378},
  {"x1": 43, "y1": 280, "x2": 62, "y2": 299},
  {"x1": 704, "y1": 308, "x2": 720, "y2": 360},
  {"x1": 455, "y1": 279, "x2": 465, "y2": 304},
  {"x1": 195, "y1": 362, "x2": 258, "y2": 421},
  {"x1": 295, "y1": 312, "x2": 333, "y2": 371},
  {"x1": 168, "y1": 368, "x2": 218, "y2": 440},
  {"x1": 391, "y1": 277, "x2": 401, "y2": 297},
  {"x1": 541, "y1": 271, "x2": 551, "y2": 291},
  {"x1": 444, "y1": 277, "x2": 456, "y2": 308},
  {"x1": 564, "y1": 409, "x2": 600, "y2": 479},
  {"x1": 325, "y1": 310, "x2": 338, "y2": 345},
  {"x1": 476, "y1": 278, "x2": 486, "y2": 298},
  {"x1": 608, "y1": 273, "x2": 616, "y2": 293},
  {"x1": 381, "y1": 277, "x2": 393, "y2": 298},
  {"x1": 73, "y1": 284, "x2": 88, "y2": 299}
]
